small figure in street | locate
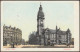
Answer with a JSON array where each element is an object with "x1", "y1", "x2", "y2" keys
[
  {"x1": 67, "y1": 44, "x2": 70, "y2": 48},
  {"x1": 11, "y1": 42, "x2": 14, "y2": 48},
  {"x1": 12, "y1": 43, "x2": 14, "y2": 48}
]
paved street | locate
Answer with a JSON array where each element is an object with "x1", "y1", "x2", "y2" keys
[
  {"x1": 21, "y1": 45, "x2": 74, "y2": 48},
  {"x1": 3, "y1": 45, "x2": 74, "y2": 48}
]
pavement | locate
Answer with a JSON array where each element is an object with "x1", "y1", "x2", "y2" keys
[
  {"x1": 3, "y1": 45, "x2": 74, "y2": 48},
  {"x1": 22, "y1": 45, "x2": 74, "y2": 48}
]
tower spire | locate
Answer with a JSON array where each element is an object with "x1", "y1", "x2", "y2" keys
[{"x1": 38, "y1": 3, "x2": 44, "y2": 18}]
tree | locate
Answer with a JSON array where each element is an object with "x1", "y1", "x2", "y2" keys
[{"x1": 29, "y1": 32, "x2": 38, "y2": 45}]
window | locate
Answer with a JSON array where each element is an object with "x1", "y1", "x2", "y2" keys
[
  {"x1": 46, "y1": 35, "x2": 48, "y2": 38},
  {"x1": 54, "y1": 34, "x2": 56, "y2": 38}
]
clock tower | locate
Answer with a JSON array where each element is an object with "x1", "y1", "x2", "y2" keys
[{"x1": 37, "y1": 4, "x2": 45, "y2": 45}]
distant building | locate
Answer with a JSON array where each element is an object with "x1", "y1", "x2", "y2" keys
[
  {"x1": 36, "y1": 4, "x2": 72, "y2": 45},
  {"x1": 3, "y1": 25, "x2": 22, "y2": 46}
]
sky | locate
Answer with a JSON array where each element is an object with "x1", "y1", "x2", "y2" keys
[{"x1": 1, "y1": 1, "x2": 74, "y2": 41}]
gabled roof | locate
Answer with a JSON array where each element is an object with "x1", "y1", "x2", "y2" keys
[
  {"x1": 45, "y1": 28, "x2": 67, "y2": 35},
  {"x1": 57, "y1": 30, "x2": 67, "y2": 35},
  {"x1": 45, "y1": 28, "x2": 56, "y2": 34},
  {"x1": 48, "y1": 29, "x2": 56, "y2": 34}
]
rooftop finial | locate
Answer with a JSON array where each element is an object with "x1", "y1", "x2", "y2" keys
[
  {"x1": 40, "y1": 2, "x2": 42, "y2": 7},
  {"x1": 39, "y1": 2, "x2": 42, "y2": 10},
  {"x1": 40, "y1": 2, "x2": 41, "y2": 5}
]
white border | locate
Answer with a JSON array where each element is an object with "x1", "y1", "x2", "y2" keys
[{"x1": 1, "y1": 1, "x2": 79, "y2": 51}]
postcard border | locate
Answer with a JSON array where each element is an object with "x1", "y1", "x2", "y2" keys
[{"x1": 0, "y1": 0, "x2": 79, "y2": 52}]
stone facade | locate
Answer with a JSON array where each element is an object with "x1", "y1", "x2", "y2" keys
[
  {"x1": 37, "y1": 4, "x2": 72, "y2": 45},
  {"x1": 3, "y1": 25, "x2": 22, "y2": 46},
  {"x1": 43, "y1": 27, "x2": 72, "y2": 45}
]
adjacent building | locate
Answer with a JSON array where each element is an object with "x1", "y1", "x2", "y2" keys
[{"x1": 3, "y1": 25, "x2": 22, "y2": 46}]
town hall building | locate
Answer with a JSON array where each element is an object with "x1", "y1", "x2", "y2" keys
[{"x1": 36, "y1": 4, "x2": 72, "y2": 45}]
